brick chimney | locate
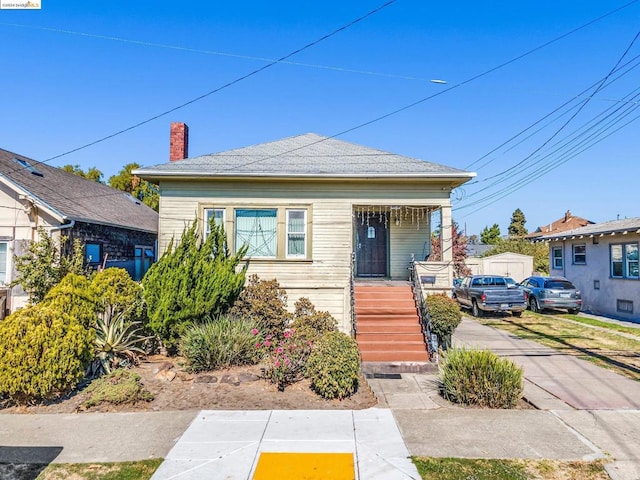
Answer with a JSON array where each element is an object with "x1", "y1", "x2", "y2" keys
[
  {"x1": 169, "y1": 122, "x2": 189, "y2": 161},
  {"x1": 564, "y1": 210, "x2": 571, "y2": 222}
]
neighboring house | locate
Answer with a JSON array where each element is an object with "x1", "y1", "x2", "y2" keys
[
  {"x1": 538, "y1": 217, "x2": 640, "y2": 322},
  {"x1": 465, "y1": 252, "x2": 533, "y2": 283},
  {"x1": 135, "y1": 123, "x2": 475, "y2": 332},
  {"x1": 0, "y1": 148, "x2": 159, "y2": 314},
  {"x1": 526, "y1": 210, "x2": 593, "y2": 240}
]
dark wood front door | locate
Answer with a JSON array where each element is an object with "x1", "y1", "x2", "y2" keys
[{"x1": 356, "y1": 214, "x2": 388, "y2": 277}]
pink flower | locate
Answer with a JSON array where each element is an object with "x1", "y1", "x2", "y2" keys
[
  {"x1": 283, "y1": 330, "x2": 292, "y2": 339},
  {"x1": 255, "y1": 342, "x2": 261, "y2": 348},
  {"x1": 251, "y1": 328, "x2": 259, "y2": 336},
  {"x1": 264, "y1": 341, "x2": 271, "y2": 347},
  {"x1": 266, "y1": 334, "x2": 273, "y2": 340},
  {"x1": 274, "y1": 360, "x2": 280, "y2": 367},
  {"x1": 276, "y1": 347, "x2": 284, "y2": 354},
  {"x1": 284, "y1": 358, "x2": 291, "y2": 366}
]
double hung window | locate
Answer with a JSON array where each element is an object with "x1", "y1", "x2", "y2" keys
[
  {"x1": 552, "y1": 246, "x2": 563, "y2": 269},
  {"x1": 203, "y1": 206, "x2": 310, "y2": 260},
  {"x1": 611, "y1": 242, "x2": 639, "y2": 279}
]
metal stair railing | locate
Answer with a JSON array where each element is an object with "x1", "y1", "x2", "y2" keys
[{"x1": 410, "y1": 254, "x2": 439, "y2": 363}]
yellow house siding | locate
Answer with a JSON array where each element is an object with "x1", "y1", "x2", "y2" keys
[
  {"x1": 157, "y1": 178, "x2": 451, "y2": 330},
  {"x1": 389, "y1": 220, "x2": 431, "y2": 279}
]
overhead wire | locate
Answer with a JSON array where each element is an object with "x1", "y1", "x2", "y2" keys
[
  {"x1": 455, "y1": 27, "x2": 640, "y2": 217},
  {"x1": 462, "y1": 52, "x2": 640, "y2": 188},
  {"x1": 39, "y1": 0, "x2": 398, "y2": 164},
  {"x1": 0, "y1": 20, "x2": 433, "y2": 83},
  {"x1": 219, "y1": 0, "x2": 640, "y2": 172}
]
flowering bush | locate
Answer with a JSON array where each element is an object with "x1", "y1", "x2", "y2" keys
[{"x1": 254, "y1": 327, "x2": 312, "y2": 391}]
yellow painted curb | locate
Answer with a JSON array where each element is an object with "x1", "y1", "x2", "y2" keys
[{"x1": 253, "y1": 452, "x2": 355, "y2": 480}]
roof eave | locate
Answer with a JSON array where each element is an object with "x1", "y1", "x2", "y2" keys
[
  {"x1": 134, "y1": 170, "x2": 476, "y2": 182},
  {"x1": 0, "y1": 174, "x2": 67, "y2": 223}
]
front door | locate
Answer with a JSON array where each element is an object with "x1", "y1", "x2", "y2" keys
[{"x1": 356, "y1": 213, "x2": 388, "y2": 277}]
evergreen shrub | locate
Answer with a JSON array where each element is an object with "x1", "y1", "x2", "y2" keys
[
  {"x1": 426, "y1": 293, "x2": 462, "y2": 349},
  {"x1": 0, "y1": 305, "x2": 94, "y2": 403},
  {"x1": 306, "y1": 331, "x2": 361, "y2": 400},
  {"x1": 180, "y1": 315, "x2": 261, "y2": 372},
  {"x1": 230, "y1": 275, "x2": 291, "y2": 337},
  {"x1": 143, "y1": 221, "x2": 248, "y2": 350},
  {"x1": 290, "y1": 297, "x2": 338, "y2": 343},
  {"x1": 91, "y1": 268, "x2": 146, "y2": 322},
  {"x1": 40, "y1": 273, "x2": 97, "y2": 328},
  {"x1": 440, "y1": 348, "x2": 524, "y2": 408}
]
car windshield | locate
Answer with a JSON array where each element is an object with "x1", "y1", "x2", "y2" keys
[
  {"x1": 543, "y1": 279, "x2": 575, "y2": 290},
  {"x1": 505, "y1": 277, "x2": 516, "y2": 285}
]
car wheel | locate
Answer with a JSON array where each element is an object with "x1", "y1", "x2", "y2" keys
[
  {"x1": 472, "y1": 300, "x2": 483, "y2": 317},
  {"x1": 530, "y1": 297, "x2": 541, "y2": 313},
  {"x1": 568, "y1": 308, "x2": 580, "y2": 315},
  {"x1": 512, "y1": 311, "x2": 522, "y2": 317}
]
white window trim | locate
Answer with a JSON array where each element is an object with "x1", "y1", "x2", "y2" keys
[
  {"x1": 611, "y1": 242, "x2": 639, "y2": 279},
  {"x1": 286, "y1": 209, "x2": 307, "y2": 259},
  {"x1": 552, "y1": 246, "x2": 563, "y2": 269},
  {"x1": 572, "y1": 243, "x2": 586, "y2": 265},
  {"x1": 0, "y1": 241, "x2": 8, "y2": 285},
  {"x1": 203, "y1": 208, "x2": 226, "y2": 240}
]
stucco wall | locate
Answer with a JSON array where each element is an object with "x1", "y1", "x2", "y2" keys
[{"x1": 549, "y1": 235, "x2": 640, "y2": 322}]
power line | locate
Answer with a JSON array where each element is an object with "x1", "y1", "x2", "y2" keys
[
  {"x1": 40, "y1": 0, "x2": 398, "y2": 164},
  {"x1": 221, "y1": 0, "x2": 640, "y2": 173},
  {"x1": 455, "y1": 27, "x2": 640, "y2": 217},
  {"x1": 463, "y1": 52, "x2": 640, "y2": 182},
  {"x1": 0, "y1": 21, "x2": 435, "y2": 83}
]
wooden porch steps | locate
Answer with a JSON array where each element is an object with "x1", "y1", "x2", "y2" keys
[{"x1": 354, "y1": 285, "x2": 429, "y2": 362}]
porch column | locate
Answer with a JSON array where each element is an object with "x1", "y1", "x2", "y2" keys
[{"x1": 440, "y1": 205, "x2": 453, "y2": 263}]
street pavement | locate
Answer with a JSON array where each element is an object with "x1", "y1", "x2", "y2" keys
[{"x1": 1, "y1": 315, "x2": 639, "y2": 479}]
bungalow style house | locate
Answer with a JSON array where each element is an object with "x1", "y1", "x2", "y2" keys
[
  {"x1": 0, "y1": 148, "x2": 159, "y2": 314},
  {"x1": 538, "y1": 217, "x2": 640, "y2": 322},
  {"x1": 135, "y1": 124, "x2": 475, "y2": 362}
]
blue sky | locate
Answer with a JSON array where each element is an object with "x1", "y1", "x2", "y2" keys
[{"x1": 1, "y1": 1, "x2": 638, "y2": 236}]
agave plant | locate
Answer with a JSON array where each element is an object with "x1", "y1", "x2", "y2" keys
[{"x1": 93, "y1": 308, "x2": 153, "y2": 375}]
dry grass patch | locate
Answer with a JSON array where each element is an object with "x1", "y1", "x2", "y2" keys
[
  {"x1": 477, "y1": 311, "x2": 640, "y2": 381},
  {"x1": 36, "y1": 459, "x2": 162, "y2": 480}
]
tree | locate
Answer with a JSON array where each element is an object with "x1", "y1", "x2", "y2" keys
[
  {"x1": 429, "y1": 221, "x2": 471, "y2": 278},
  {"x1": 108, "y1": 163, "x2": 159, "y2": 211},
  {"x1": 11, "y1": 227, "x2": 86, "y2": 304},
  {"x1": 142, "y1": 219, "x2": 248, "y2": 351},
  {"x1": 508, "y1": 209, "x2": 528, "y2": 238},
  {"x1": 62, "y1": 164, "x2": 104, "y2": 183},
  {"x1": 482, "y1": 238, "x2": 549, "y2": 274},
  {"x1": 480, "y1": 223, "x2": 501, "y2": 244}
]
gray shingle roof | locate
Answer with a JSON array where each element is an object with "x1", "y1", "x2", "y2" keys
[
  {"x1": 0, "y1": 148, "x2": 158, "y2": 233},
  {"x1": 538, "y1": 217, "x2": 640, "y2": 240},
  {"x1": 135, "y1": 133, "x2": 474, "y2": 180}
]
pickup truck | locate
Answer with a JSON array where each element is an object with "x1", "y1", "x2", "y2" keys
[{"x1": 452, "y1": 275, "x2": 527, "y2": 317}]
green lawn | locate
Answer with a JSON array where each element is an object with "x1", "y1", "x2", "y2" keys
[{"x1": 413, "y1": 457, "x2": 610, "y2": 480}]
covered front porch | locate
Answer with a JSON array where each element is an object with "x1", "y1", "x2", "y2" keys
[{"x1": 352, "y1": 204, "x2": 454, "y2": 294}]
